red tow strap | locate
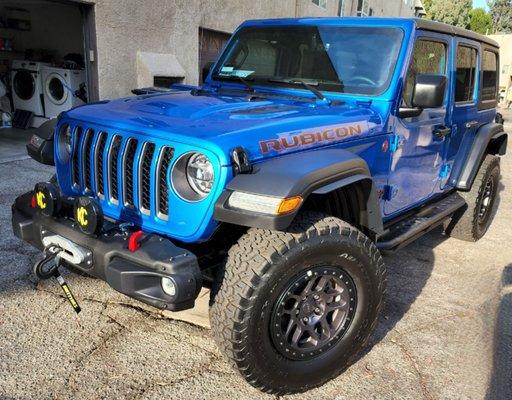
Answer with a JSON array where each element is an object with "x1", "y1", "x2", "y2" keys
[{"x1": 128, "y1": 230, "x2": 145, "y2": 252}]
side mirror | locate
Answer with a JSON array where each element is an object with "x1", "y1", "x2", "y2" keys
[{"x1": 399, "y1": 74, "x2": 447, "y2": 118}]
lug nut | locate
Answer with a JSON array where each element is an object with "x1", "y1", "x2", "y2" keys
[
  {"x1": 302, "y1": 317, "x2": 309, "y2": 323},
  {"x1": 314, "y1": 308, "x2": 321, "y2": 314},
  {"x1": 313, "y1": 294, "x2": 319, "y2": 300}
]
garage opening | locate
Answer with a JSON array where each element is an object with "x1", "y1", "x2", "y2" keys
[{"x1": 1, "y1": 0, "x2": 97, "y2": 134}]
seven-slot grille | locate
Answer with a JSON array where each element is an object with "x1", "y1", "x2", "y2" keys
[{"x1": 70, "y1": 126, "x2": 174, "y2": 220}]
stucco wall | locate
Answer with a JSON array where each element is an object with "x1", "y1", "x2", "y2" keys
[
  {"x1": 91, "y1": 0, "x2": 342, "y2": 99},
  {"x1": 89, "y1": 0, "x2": 417, "y2": 99}
]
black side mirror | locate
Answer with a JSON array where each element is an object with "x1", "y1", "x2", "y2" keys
[{"x1": 399, "y1": 74, "x2": 447, "y2": 118}]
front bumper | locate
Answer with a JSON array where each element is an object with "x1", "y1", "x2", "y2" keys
[{"x1": 12, "y1": 191, "x2": 202, "y2": 311}]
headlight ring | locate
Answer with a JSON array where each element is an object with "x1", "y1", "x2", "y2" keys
[
  {"x1": 58, "y1": 124, "x2": 73, "y2": 162},
  {"x1": 171, "y1": 152, "x2": 215, "y2": 202}
]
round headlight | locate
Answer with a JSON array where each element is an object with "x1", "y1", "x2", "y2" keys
[
  {"x1": 58, "y1": 124, "x2": 72, "y2": 161},
  {"x1": 186, "y1": 153, "x2": 214, "y2": 196},
  {"x1": 171, "y1": 152, "x2": 215, "y2": 202}
]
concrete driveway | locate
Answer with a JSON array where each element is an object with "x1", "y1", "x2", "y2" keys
[{"x1": 1, "y1": 111, "x2": 511, "y2": 400}]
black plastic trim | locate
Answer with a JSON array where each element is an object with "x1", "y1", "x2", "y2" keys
[
  {"x1": 11, "y1": 192, "x2": 202, "y2": 311},
  {"x1": 456, "y1": 123, "x2": 507, "y2": 190},
  {"x1": 214, "y1": 148, "x2": 384, "y2": 235},
  {"x1": 26, "y1": 118, "x2": 57, "y2": 166}
]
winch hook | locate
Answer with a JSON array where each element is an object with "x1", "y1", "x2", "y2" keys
[{"x1": 33, "y1": 245, "x2": 62, "y2": 280}]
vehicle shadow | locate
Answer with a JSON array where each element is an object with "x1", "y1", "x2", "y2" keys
[
  {"x1": 485, "y1": 263, "x2": 512, "y2": 400},
  {"x1": 361, "y1": 226, "x2": 447, "y2": 356}
]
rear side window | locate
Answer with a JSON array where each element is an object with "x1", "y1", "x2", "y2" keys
[
  {"x1": 455, "y1": 46, "x2": 477, "y2": 103},
  {"x1": 481, "y1": 50, "x2": 498, "y2": 101},
  {"x1": 402, "y1": 39, "x2": 446, "y2": 107}
]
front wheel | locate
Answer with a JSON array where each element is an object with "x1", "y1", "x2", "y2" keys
[{"x1": 209, "y1": 212, "x2": 386, "y2": 394}]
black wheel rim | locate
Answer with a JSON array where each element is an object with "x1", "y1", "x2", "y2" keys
[
  {"x1": 270, "y1": 266, "x2": 357, "y2": 361},
  {"x1": 478, "y1": 176, "x2": 495, "y2": 224}
]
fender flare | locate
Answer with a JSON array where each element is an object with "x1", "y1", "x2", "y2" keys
[
  {"x1": 455, "y1": 123, "x2": 508, "y2": 190},
  {"x1": 214, "y1": 148, "x2": 383, "y2": 235}
]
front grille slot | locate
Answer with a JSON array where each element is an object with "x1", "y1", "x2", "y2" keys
[
  {"x1": 108, "y1": 135, "x2": 122, "y2": 204},
  {"x1": 95, "y1": 132, "x2": 107, "y2": 197},
  {"x1": 139, "y1": 142, "x2": 155, "y2": 214},
  {"x1": 156, "y1": 146, "x2": 174, "y2": 219},
  {"x1": 72, "y1": 126, "x2": 83, "y2": 187},
  {"x1": 123, "y1": 138, "x2": 138, "y2": 208},
  {"x1": 82, "y1": 129, "x2": 94, "y2": 192}
]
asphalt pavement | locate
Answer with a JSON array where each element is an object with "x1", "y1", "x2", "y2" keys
[{"x1": 1, "y1": 110, "x2": 511, "y2": 400}]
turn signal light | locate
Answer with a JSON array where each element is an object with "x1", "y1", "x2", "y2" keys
[{"x1": 277, "y1": 196, "x2": 303, "y2": 215}]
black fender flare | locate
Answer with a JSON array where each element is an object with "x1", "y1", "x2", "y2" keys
[
  {"x1": 455, "y1": 123, "x2": 507, "y2": 190},
  {"x1": 26, "y1": 118, "x2": 57, "y2": 166},
  {"x1": 214, "y1": 148, "x2": 383, "y2": 235}
]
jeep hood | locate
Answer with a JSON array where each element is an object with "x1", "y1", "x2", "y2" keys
[{"x1": 64, "y1": 90, "x2": 384, "y2": 164}]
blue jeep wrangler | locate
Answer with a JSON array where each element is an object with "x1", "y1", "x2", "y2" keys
[{"x1": 13, "y1": 17, "x2": 508, "y2": 393}]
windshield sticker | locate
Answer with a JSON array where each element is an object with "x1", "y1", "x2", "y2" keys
[
  {"x1": 218, "y1": 69, "x2": 254, "y2": 78},
  {"x1": 259, "y1": 121, "x2": 369, "y2": 155}
]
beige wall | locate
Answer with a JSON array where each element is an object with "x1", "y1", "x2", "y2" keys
[
  {"x1": 88, "y1": 0, "x2": 418, "y2": 99},
  {"x1": 91, "y1": 0, "x2": 344, "y2": 99},
  {"x1": 488, "y1": 34, "x2": 512, "y2": 91}
]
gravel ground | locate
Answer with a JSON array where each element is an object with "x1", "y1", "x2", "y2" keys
[{"x1": 1, "y1": 111, "x2": 511, "y2": 400}]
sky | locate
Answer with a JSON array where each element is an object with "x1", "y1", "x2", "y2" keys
[{"x1": 472, "y1": 0, "x2": 489, "y2": 10}]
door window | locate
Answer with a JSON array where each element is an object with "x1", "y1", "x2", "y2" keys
[
  {"x1": 455, "y1": 45, "x2": 477, "y2": 103},
  {"x1": 402, "y1": 39, "x2": 446, "y2": 107},
  {"x1": 481, "y1": 50, "x2": 498, "y2": 101}
]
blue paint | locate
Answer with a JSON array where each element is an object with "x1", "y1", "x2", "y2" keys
[{"x1": 54, "y1": 17, "x2": 495, "y2": 242}]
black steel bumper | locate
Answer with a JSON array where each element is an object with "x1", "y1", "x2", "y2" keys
[{"x1": 11, "y1": 192, "x2": 202, "y2": 311}]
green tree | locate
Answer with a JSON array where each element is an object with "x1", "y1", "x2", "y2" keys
[
  {"x1": 469, "y1": 8, "x2": 494, "y2": 34},
  {"x1": 489, "y1": 0, "x2": 512, "y2": 33},
  {"x1": 428, "y1": 0, "x2": 472, "y2": 28}
]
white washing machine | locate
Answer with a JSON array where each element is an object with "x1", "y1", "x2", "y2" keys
[
  {"x1": 11, "y1": 60, "x2": 49, "y2": 117},
  {"x1": 42, "y1": 66, "x2": 86, "y2": 118}
]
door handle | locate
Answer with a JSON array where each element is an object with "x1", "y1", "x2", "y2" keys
[
  {"x1": 433, "y1": 126, "x2": 451, "y2": 138},
  {"x1": 465, "y1": 120, "x2": 478, "y2": 129}
]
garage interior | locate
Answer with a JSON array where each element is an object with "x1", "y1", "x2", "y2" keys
[{"x1": 0, "y1": 0, "x2": 94, "y2": 163}]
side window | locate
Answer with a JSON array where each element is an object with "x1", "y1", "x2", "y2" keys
[
  {"x1": 481, "y1": 50, "x2": 498, "y2": 101},
  {"x1": 402, "y1": 39, "x2": 446, "y2": 107},
  {"x1": 455, "y1": 46, "x2": 477, "y2": 103}
]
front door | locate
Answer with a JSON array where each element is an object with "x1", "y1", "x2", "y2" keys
[{"x1": 385, "y1": 33, "x2": 451, "y2": 216}]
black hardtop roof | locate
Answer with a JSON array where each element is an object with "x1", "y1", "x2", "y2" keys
[{"x1": 414, "y1": 18, "x2": 499, "y2": 47}]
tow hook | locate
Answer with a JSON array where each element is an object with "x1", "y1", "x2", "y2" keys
[{"x1": 33, "y1": 245, "x2": 82, "y2": 314}]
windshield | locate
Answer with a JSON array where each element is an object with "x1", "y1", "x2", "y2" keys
[{"x1": 211, "y1": 25, "x2": 404, "y2": 96}]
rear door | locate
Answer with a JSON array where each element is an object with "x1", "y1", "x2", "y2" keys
[
  {"x1": 385, "y1": 32, "x2": 451, "y2": 216},
  {"x1": 443, "y1": 39, "x2": 480, "y2": 189}
]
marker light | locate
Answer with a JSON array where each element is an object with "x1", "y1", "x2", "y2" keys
[{"x1": 228, "y1": 192, "x2": 302, "y2": 215}]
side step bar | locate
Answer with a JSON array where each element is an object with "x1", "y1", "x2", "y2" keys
[{"x1": 377, "y1": 192, "x2": 466, "y2": 252}]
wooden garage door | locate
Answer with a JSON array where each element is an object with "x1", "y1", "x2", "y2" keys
[{"x1": 199, "y1": 28, "x2": 231, "y2": 83}]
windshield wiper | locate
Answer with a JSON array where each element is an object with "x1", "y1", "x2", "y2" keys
[
  {"x1": 267, "y1": 78, "x2": 330, "y2": 103},
  {"x1": 212, "y1": 74, "x2": 255, "y2": 93}
]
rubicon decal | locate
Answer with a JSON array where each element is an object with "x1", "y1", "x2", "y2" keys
[{"x1": 259, "y1": 121, "x2": 368, "y2": 154}]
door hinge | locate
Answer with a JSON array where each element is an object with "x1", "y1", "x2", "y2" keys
[
  {"x1": 389, "y1": 135, "x2": 404, "y2": 152},
  {"x1": 439, "y1": 164, "x2": 451, "y2": 178}
]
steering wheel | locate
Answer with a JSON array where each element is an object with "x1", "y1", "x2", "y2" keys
[{"x1": 346, "y1": 76, "x2": 377, "y2": 86}]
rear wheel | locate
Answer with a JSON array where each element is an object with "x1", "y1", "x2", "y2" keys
[
  {"x1": 209, "y1": 212, "x2": 386, "y2": 394},
  {"x1": 445, "y1": 155, "x2": 500, "y2": 241}
]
